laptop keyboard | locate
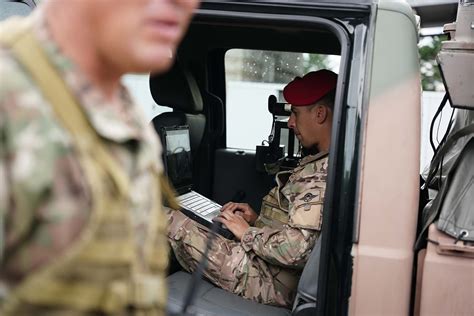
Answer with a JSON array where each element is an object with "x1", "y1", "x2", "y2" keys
[{"x1": 177, "y1": 191, "x2": 222, "y2": 218}]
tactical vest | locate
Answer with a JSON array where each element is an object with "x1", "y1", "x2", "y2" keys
[
  {"x1": 256, "y1": 171, "x2": 292, "y2": 229},
  {"x1": 0, "y1": 17, "x2": 168, "y2": 315},
  {"x1": 255, "y1": 153, "x2": 328, "y2": 231}
]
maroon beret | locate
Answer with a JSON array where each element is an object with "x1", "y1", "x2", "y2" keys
[{"x1": 283, "y1": 69, "x2": 337, "y2": 106}]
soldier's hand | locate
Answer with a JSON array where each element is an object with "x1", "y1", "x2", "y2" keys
[
  {"x1": 214, "y1": 209, "x2": 250, "y2": 241},
  {"x1": 221, "y1": 202, "x2": 258, "y2": 225}
]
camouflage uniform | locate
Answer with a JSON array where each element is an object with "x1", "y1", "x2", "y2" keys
[
  {"x1": 0, "y1": 10, "x2": 167, "y2": 315},
  {"x1": 168, "y1": 152, "x2": 328, "y2": 307}
]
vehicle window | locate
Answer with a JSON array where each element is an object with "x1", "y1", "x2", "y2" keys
[
  {"x1": 0, "y1": 1, "x2": 33, "y2": 22},
  {"x1": 225, "y1": 49, "x2": 340, "y2": 150}
]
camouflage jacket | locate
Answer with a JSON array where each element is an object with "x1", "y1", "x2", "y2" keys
[
  {"x1": 241, "y1": 152, "x2": 328, "y2": 269},
  {"x1": 0, "y1": 10, "x2": 163, "y2": 284}
]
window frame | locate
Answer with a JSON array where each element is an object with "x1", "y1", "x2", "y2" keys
[{"x1": 192, "y1": 2, "x2": 373, "y2": 313}]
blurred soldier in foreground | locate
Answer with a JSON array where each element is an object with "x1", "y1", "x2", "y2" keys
[
  {"x1": 0, "y1": 0, "x2": 199, "y2": 314},
  {"x1": 168, "y1": 70, "x2": 337, "y2": 307}
]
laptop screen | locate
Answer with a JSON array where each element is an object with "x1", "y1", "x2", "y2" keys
[{"x1": 162, "y1": 126, "x2": 193, "y2": 191}]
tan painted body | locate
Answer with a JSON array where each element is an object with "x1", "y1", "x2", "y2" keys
[{"x1": 350, "y1": 1, "x2": 473, "y2": 315}]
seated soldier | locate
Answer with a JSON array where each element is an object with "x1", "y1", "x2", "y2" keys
[{"x1": 167, "y1": 69, "x2": 337, "y2": 307}]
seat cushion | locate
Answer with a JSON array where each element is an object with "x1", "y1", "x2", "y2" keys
[{"x1": 167, "y1": 271, "x2": 291, "y2": 316}]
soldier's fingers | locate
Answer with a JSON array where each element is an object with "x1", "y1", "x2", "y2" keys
[
  {"x1": 221, "y1": 202, "x2": 237, "y2": 212},
  {"x1": 235, "y1": 215, "x2": 247, "y2": 224},
  {"x1": 215, "y1": 216, "x2": 231, "y2": 228},
  {"x1": 220, "y1": 211, "x2": 234, "y2": 220},
  {"x1": 227, "y1": 213, "x2": 245, "y2": 225},
  {"x1": 221, "y1": 202, "x2": 234, "y2": 210},
  {"x1": 220, "y1": 202, "x2": 231, "y2": 212},
  {"x1": 227, "y1": 205, "x2": 239, "y2": 213},
  {"x1": 213, "y1": 216, "x2": 224, "y2": 223},
  {"x1": 242, "y1": 204, "x2": 254, "y2": 214},
  {"x1": 237, "y1": 203, "x2": 250, "y2": 213},
  {"x1": 228, "y1": 203, "x2": 244, "y2": 213},
  {"x1": 224, "y1": 208, "x2": 238, "y2": 216}
]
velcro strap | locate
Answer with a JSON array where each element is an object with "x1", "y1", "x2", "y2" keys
[
  {"x1": 76, "y1": 240, "x2": 134, "y2": 264},
  {"x1": 12, "y1": 275, "x2": 166, "y2": 313},
  {"x1": 260, "y1": 203, "x2": 289, "y2": 224},
  {"x1": 262, "y1": 188, "x2": 279, "y2": 206},
  {"x1": 14, "y1": 279, "x2": 125, "y2": 313}
]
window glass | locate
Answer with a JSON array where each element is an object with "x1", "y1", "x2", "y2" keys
[{"x1": 225, "y1": 49, "x2": 340, "y2": 150}]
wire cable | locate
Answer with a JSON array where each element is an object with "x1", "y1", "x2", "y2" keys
[{"x1": 429, "y1": 93, "x2": 449, "y2": 154}]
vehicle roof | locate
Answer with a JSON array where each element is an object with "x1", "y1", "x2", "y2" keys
[
  {"x1": 201, "y1": 0, "x2": 459, "y2": 28},
  {"x1": 408, "y1": 0, "x2": 458, "y2": 28},
  {"x1": 202, "y1": 0, "x2": 372, "y2": 4},
  {"x1": 187, "y1": 0, "x2": 351, "y2": 57},
  {"x1": 201, "y1": 0, "x2": 372, "y2": 10}
]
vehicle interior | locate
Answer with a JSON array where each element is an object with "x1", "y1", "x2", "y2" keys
[{"x1": 149, "y1": 2, "x2": 369, "y2": 315}]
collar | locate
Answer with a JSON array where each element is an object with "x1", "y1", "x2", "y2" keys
[{"x1": 298, "y1": 151, "x2": 329, "y2": 167}]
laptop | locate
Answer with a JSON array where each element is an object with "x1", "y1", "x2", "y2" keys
[{"x1": 161, "y1": 125, "x2": 234, "y2": 239}]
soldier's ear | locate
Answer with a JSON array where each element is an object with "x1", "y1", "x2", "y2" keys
[{"x1": 314, "y1": 105, "x2": 328, "y2": 124}]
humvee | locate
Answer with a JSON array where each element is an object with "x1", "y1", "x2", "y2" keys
[{"x1": 1, "y1": 0, "x2": 472, "y2": 315}]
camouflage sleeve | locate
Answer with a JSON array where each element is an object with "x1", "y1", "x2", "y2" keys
[
  {"x1": 0, "y1": 49, "x2": 37, "y2": 268},
  {"x1": 240, "y1": 225, "x2": 319, "y2": 269},
  {"x1": 0, "y1": 50, "x2": 10, "y2": 264},
  {"x1": 0, "y1": 98, "x2": 6, "y2": 263},
  {"x1": 0, "y1": 46, "x2": 99, "y2": 278}
]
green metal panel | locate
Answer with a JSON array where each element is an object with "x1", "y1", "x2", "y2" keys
[{"x1": 369, "y1": 1, "x2": 420, "y2": 98}]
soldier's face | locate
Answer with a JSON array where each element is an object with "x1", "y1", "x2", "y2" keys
[
  {"x1": 288, "y1": 104, "x2": 328, "y2": 149},
  {"x1": 77, "y1": 0, "x2": 199, "y2": 74}
]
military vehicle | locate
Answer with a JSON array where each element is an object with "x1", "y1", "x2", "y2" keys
[{"x1": 1, "y1": 0, "x2": 472, "y2": 315}]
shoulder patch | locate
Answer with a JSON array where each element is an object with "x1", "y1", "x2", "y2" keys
[
  {"x1": 300, "y1": 192, "x2": 318, "y2": 203},
  {"x1": 289, "y1": 202, "x2": 323, "y2": 231}
]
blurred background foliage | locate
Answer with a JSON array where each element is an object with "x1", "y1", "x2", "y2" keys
[{"x1": 418, "y1": 34, "x2": 447, "y2": 91}]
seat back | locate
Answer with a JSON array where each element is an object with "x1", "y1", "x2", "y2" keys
[
  {"x1": 292, "y1": 235, "x2": 322, "y2": 315},
  {"x1": 150, "y1": 62, "x2": 206, "y2": 189},
  {"x1": 150, "y1": 62, "x2": 206, "y2": 153}
]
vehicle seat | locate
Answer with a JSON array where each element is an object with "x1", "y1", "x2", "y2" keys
[
  {"x1": 150, "y1": 61, "x2": 206, "y2": 187},
  {"x1": 167, "y1": 272, "x2": 291, "y2": 316},
  {"x1": 167, "y1": 235, "x2": 322, "y2": 315}
]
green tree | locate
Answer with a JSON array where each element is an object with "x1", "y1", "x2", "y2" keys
[
  {"x1": 419, "y1": 35, "x2": 447, "y2": 91},
  {"x1": 303, "y1": 54, "x2": 330, "y2": 73}
]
